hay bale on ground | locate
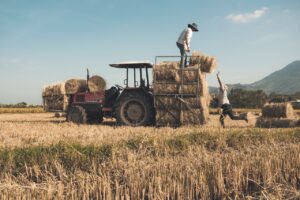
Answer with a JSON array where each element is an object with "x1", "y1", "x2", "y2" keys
[
  {"x1": 88, "y1": 75, "x2": 106, "y2": 92},
  {"x1": 255, "y1": 117, "x2": 296, "y2": 128},
  {"x1": 262, "y1": 103, "x2": 295, "y2": 118},
  {"x1": 153, "y1": 83, "x2": 179, "y2": 94},
  {"x1": 65, "y1": 79, "x2": 87, "y2": 94},
  {"x1": 153, "y1": 69, "x2": 180, "y2": 82},
  {"x1": 156, "y1": 109, "x2": 180, "y2": 127}
]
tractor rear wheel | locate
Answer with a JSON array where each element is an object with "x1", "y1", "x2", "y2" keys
[
  {"x1": 67, "y1": 106, "x2": 87, "y2": 124},
  {"x1": 115, "y1": 93, "x2": 154, "y2": 126}
]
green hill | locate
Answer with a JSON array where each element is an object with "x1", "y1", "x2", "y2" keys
[
  {"x1": 251, "y1": 60, "x2": 300, "y2": 94},
  {"x1": 210, "y1": 61, "x2": 300, "y2": 95}
]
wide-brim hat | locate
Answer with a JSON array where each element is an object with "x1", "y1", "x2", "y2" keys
[{"x1": 188, "y1": 23, "x2": 198, "y2": 32}]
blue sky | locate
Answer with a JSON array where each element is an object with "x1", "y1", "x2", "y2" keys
[{"x1": 0, "y1": 0, "x2": 299, "y2": 104}]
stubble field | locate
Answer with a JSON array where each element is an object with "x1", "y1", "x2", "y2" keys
[{"x1": 0, "y1": 112, "x2": 299, "y2": 199}]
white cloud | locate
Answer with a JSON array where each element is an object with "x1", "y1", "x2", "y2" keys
[
  {"x1": 282, "y1": 9, "x2": 290, "y2": 14},
  {"x1": 226, "y1": 7, "x2": 268, "y2": 24}
]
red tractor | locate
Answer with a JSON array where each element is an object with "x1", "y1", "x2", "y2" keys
[{"x1": 66, "y1": 62, "x2": 155, "y2": 126}]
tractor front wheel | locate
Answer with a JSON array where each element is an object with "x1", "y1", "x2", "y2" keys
[{"x1": 67, "y1": 106, "x2": 87, "y2": 124}]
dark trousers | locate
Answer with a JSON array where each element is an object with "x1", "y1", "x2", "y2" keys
[
  {"x1": 176, "y1": 42, "x2": 187, "y2": 68},
  {"x1": 219, "y1": 103, "x2": 245, "y2": 128}
]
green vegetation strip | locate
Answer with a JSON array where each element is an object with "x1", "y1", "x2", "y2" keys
[
  {"x1": 0, "y1": 107, "x2": 44, "y2": 113},
  {"x1": 0, "y1": 128, "x2": 299, "y2": 176}
]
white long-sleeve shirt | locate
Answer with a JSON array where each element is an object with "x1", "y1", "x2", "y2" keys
[
  {"x1": 177, "y1": 27, "x2": 193, "y2": 50},
  {"x1": 218, "y1": 82, "x2": 230, "y2": 107}
]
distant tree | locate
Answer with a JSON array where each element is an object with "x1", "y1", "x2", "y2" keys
[
  {"x1": 268, "y1": 93, "x2": 292, "y2": 103},
  {"x1": 16, "y1": 102, "x2": 27, "y2": 108},
  {"x1": 228, "y1": 89, "x2": 268, "y2": 108}
]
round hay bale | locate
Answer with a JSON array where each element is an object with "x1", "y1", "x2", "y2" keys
[
  {"x1": 88, "y1": 75, "x2": 106, "y2": 92},
  {"x1": 65, "y1": 79, "x2": 87, "y2": 94},
  {"x1": 262, "y1": 103, "x2": 295, "y2": 118}
]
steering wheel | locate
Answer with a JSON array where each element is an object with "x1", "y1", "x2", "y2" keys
[{"x1": 115, "y1": 84, "x2": 124, "y2": 90}]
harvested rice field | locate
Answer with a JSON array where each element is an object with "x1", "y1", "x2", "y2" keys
[{"x1": 0, "y1": 112, "x2": 299, "y2": 199}]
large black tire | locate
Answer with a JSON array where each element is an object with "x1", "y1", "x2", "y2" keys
[
  {"x1": 67, "y1": 106, "x2": 87, "y2": 124},
  {"x1": 115, "y1": 93, "x2": 154, "y2": 126}
]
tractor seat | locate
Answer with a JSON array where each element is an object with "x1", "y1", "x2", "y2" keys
[{"x1": 104, "y1": 86, "x2": 120, "y2": 107}]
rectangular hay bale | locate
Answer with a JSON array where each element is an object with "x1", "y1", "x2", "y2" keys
[
  {"x1": 43, "y1": 94, "x2": 68, "y2": 112},
  {"x1": 255, "y1": 117, "x2": 296, "y2": 128},
  {"x1": 189, "y1": 51, "x2": 217, "y2": 73},
  {"x1": 153, "y1": 69, "x2": 180, "y2": 82},
  {"x1": 180, "y1": 108, "x2": 202, "y2": 125},
  {"x1": 154, "y1": 62, "x2": 180, "y2": 70},
  {"x1": 153, "y1": 83, "x2": 179, "y2": 94},
  {"x1": 154, "y1": 96, "x2": 180, "y2": 109},
  {"x1": 262, "y1": 103, "x2": 295, "y2": 118},
  {"x1": 156, "y1": 109, "x2": 180, "y2": 126},
  {"x1": 42, "y1": 83, "x2": 66, "y2": 96},
  {"x1": 180, "y1": 85, "x2": 199, "y2": 95},
  {"x1": 179, "y1": 67, "x2": 200, "y2": 83}
]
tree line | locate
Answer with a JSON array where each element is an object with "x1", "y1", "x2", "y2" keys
[
  {"x1": 210, "y1": 89, "x2": 300, "y2": 109},
  {"x1": 0, "y1": 102, "x2": 42, "y2": 108}
]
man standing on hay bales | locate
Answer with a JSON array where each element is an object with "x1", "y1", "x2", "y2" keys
[
  {"x1": 177, "y1": 23, "x2": 198, "y2": 68},
  {"x1": 217, "y1": 72, "x2": 249, "y2": 128}
]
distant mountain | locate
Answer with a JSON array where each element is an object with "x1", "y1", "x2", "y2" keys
[{"x1": 210, "y1": 60, "x2": 300, "y2": 95}]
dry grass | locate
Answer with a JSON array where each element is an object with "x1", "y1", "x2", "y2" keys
[{"x1": 0, "y1": 113, "x2": 299, "y2": 199}]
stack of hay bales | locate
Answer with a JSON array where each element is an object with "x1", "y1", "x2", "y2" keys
[
  {"x1": 42, "y1": 82, "x2": 70, "y2": 112},
  {"x1": 256, "y1": 102, "x2": 299, "y2": 128},
  {"x1": 153, "y1": 59, "x2": 214, "y2": 126},
  {"x1": 42, "y1": 75, "x2": 106, "y2": 112}
]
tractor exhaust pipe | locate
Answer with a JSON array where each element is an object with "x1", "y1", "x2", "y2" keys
[{"x1": 86, "y1": 68, "x2": 90, "y2": 92}]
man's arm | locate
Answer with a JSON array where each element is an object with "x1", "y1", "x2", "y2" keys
[
  {"x1": 217, "y1": 72, "x2": 225, "y2": 91},
  {"x1": 185, "y1": 28, "x2": 192, "y2": 52}
]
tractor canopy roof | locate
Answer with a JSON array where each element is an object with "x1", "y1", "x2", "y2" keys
[{"x1": 109, "y1": 61, "x2": 153, "y2": 69}]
